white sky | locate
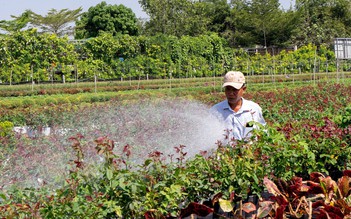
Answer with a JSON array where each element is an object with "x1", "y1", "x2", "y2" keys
[{"x1": 0, "y1": 0, "x2": 295, "y2": 21}]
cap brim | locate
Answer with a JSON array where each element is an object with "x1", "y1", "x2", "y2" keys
[{"x1": 222, "y1": 82, "x2": 243, "y2": 89}]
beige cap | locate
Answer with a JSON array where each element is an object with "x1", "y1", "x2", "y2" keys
[{"x1": 222, "y1": 71, "x2": 245, "y2": 89}]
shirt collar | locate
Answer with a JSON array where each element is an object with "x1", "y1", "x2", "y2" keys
[{"x1": 222, "y1": 98, "x2": 250, "y2": 113}]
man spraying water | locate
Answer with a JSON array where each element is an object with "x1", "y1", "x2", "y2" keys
[{"x1": 210, "y1": 71, "x2": 266, "y2": 142}]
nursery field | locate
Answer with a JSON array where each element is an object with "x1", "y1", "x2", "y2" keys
[
  {"x1": 1, "y1": 75, "x2": 351, "y2": 218},
  {"x1": 0, "y1": 71, "x2": 350, "y2": 97}
]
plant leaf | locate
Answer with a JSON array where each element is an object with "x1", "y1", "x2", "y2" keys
[
  {"x1": 310, "y1": 172, "x2": 325, "y2": 182},
  {"x1": 179, "y1": 202, "x2": 214, "y2": 218},
  {"x1": 338, "y1": 176, "x2": 350, "y2": 198},
  {"x1": 257, "y1": 201, "x2": 274, "y2": 218},
  {"x1": 336, "y1": 199, "x2": 351, "y2": 215},
  {"x1": 343, "y1": 170, "x2": 351, "y2": 177},
  {"x1": 219, "y1": 198, "x2": 234, "y2": 212},
  {"x1": 307, "y1": 181, "x2": 324, "y2": 194},
  {"x1": 0, "y1": 193, "x2": 7, "y2": 201},
  {"x1": 106, "y1": 168, "x2": 113, "y2": 180},
  {"x1": 264, "y1": 176, "x2": 282, "y2": 196},
  {"x1": 242, "y1": 202, "x2": 256, "y2": 213},
  {"x1": 211, "y1": 192, "x2": 223, "y2": 206},
  {"x1": 144, "y1": 209, "x2": 165, "y2": 219}
]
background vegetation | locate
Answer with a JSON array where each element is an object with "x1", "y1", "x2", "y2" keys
[{"x1": 1, "y1": 0, "x2": 351, "y2": 85}]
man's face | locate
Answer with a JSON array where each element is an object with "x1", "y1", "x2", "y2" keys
[{"x1": 224, "y1": 85, "x2": 246, "y2": 104}]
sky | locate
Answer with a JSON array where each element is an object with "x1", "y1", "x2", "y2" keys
[{"x1": 0, "y1": 0, "x2": 295, "y2": 21}]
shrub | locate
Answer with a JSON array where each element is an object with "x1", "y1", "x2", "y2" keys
[
  {"x1": 0, "y1": 121, "x2": 14, "y2": 137},
  {"x1": 44, "y1": 97, "x2": 57, "y2": 105},
  {"x1": 21, "y1": 99, "x2": 35, "y2": 107}
]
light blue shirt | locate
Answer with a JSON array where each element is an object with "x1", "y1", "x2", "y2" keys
[{"x1": 210, "y1": 98, "x2": 266, "y2": 141}]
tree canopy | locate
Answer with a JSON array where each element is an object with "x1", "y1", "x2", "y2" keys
[
  {"x1": 29, "y1": 8, "x2": 82, "y2": 37},
  {"x1": 139, "y1": 0, "x2": 212, "y2": 37},
  {"x1": 292, "y1": 0, "x2": 351, "y2": 47},
  {"x1": 75, "y1": 1, "x2": 139, "y2": 39},
  {"x1": 2, "y1": 0, "x2": 351, "y2": 50},
  {"x1": 0, "y1": 10, "x2": 31, "y2": 33}
]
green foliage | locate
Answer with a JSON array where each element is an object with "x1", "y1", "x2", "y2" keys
[
  {"x1": 75, "y1": 1, "x2": 139, "y2": 39},
  {"x1": 0, "y1": 29, "x2": 77, "y2": 84},
  {"x1": 293, "y1": 0, "x2": 351, "y2": 47},
  {"x1": 0, "y1": 24, "x2": 345, "y2": 84},
  {"x1": 1, "y1": 120, "x2": 349, "y2": 217},
  {"x1": 140, "y1": 0, "x2": 210, "y2": 37},
  {"x1": 247, "y1": 0, "x2": 284, "y2": 47},
  {"x1": 1, "y1": 82, "x2": 351, "y2": 217},
  {"x1": 334, "y1": 105, "x2": 351, "y2": 128},
  {"x1": 2, "y1": 0, "x2": 351, "y2": 51},
  {"x1": 0, "y1": 10, "x2": 31, "y2": 33},
  {"x1": 0, "y1": 121, "x2": 14, "y2": 137},
  {"x1": 29, "y1": 8, "x2": 82, "y2": 37}
]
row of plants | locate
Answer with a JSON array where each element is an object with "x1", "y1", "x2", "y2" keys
[
  {"x1": 1, "y1": 71, "x2": 350, "y2": 100},
  {"x1": 1, "y1": 82, "x2": 351, "y2": 217},
  {"x1": 1, "y1": 78, "x2": 351, "y2": 128},
  {"x1": 1, "y1": 29, "x2": 350, "y2": 84},
  {"x1": 1, "y1": 112, "x2": 351, "y2": 218},
  {"x1": 1, "y1": 79, "x2": 349, "y2": 128},
  {"x1": 0, "y1": 71, "x2": 350, "y2": 98}
]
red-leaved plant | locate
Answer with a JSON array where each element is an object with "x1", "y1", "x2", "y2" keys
[{"x1": 259, "y1": 171, "x2": 351, "y2": 219}]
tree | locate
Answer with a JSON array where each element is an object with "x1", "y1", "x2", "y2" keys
[
  {"x1": 292, "y1": 0, "x2": 351, "y2": 47},
  {"x1": 139, "y1": 0, "x2": 211, "y2": 37},
  {"x1": 269, "y1": 9, "x2": 298, "y2": 47},
  {"x1": 0, "y1": 10, "x2": 31, "y2": 33},
  {"x1": 248, "y1": 0, "x2": 285, "y2": 48},
  {"x1": 29, "y1": 8, "x2": 82, "y2": 37},
  {"x1": 75, "y1": 2, "x2": 139, "y2": 39},
  {"x1": 222, "y1": 0, "x2": 254, "y2": 47},
  {"x1": 201, "y1": 0, "x2": 231, "y2": 34}
]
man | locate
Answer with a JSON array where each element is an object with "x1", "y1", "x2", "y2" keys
[{"x1": 210, "y1": 71, "x2": 266, "y2": 141}]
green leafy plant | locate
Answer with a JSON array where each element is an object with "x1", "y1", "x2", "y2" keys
[{"x1": 0, "y1": 121, "x2": 14, "y2": 137}]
